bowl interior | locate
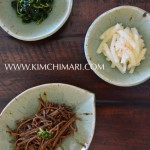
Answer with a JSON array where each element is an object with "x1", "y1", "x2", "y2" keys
[
  {"x1": 85, "y1": 6, "x2": 150, "y2": 86},
  {"x1": 0, "y1": 84, "x2": 95, "y2": 150},
  {"x1": 0, "y1": 0, "x2": 72, "y2": 41}
]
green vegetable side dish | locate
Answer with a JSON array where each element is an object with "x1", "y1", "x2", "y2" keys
[{"x1": 11, "y1": 0, "x2": 54, "y2": 24}]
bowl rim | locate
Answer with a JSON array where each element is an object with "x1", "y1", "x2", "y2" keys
[
  {"x1": 0, "y1": 0, "x2": 73, "y2": 41},
  {"x1": 0, "y1": 83, "x2": 96, "y2": 150},
  {"x1": 84, "y1": 5, "x2": 150, "y2": 87}
]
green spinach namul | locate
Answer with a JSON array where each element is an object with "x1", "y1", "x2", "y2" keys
[{"x1": 11, "y1": 0, "x2": 54, "y2": 24}]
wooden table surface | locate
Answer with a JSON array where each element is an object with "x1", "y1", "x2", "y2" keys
[{"x1": 0, "y1": 0, "x2": 150, "y2": 149}]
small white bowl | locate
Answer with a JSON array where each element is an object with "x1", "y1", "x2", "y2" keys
[
  {"x1": 0, "y1": 0, "x2": 73, "y2": 41},
  {"x1": 84, "y1": 6, "x2": 150, "y2": 87},
  {"x1": 0, "y1": 83, "x2": 95, "y2": 150}
]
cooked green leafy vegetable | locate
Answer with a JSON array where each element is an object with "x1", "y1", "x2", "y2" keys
[{"x1": 11, "y1": 0, "x2": 54, "y2": 24}]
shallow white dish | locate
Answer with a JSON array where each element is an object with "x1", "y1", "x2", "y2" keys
[
  {"x1": 0, "y1": 0, "x2": 73, "y2": 41},
  {"x1": 84, "y1": 6, "x2": 150, "y2": 87},
  {"x1": 0, "y1": 83, "x2": 95, "y2": 150}
]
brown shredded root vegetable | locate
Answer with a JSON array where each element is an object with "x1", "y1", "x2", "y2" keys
[{"x1": 8, "y1": 98, "x2": 77, "y2": 150}]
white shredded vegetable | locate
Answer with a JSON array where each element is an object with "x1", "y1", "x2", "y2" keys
[{"x1": 97, "y1": 23, "x2": 147, "y2": 74}]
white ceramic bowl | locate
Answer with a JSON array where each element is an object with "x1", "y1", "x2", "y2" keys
[
  {"x1": 0, "y1": 0, "x2": 73, "y2": 41},
  {"x1": 0, "y1": 83, "x2": 95, "y2": 150},
  {"x1": 84, "y1": 6, "x2": 150, "y2": 87}
]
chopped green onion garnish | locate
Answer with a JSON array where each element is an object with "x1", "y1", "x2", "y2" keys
[{"x1": 38, "y1": 128, "x2": 51, "y2": 139}]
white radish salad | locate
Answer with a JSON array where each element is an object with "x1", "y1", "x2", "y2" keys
[{"x1": 97, "y1": 24, "x2": 147, "y2": 74}]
